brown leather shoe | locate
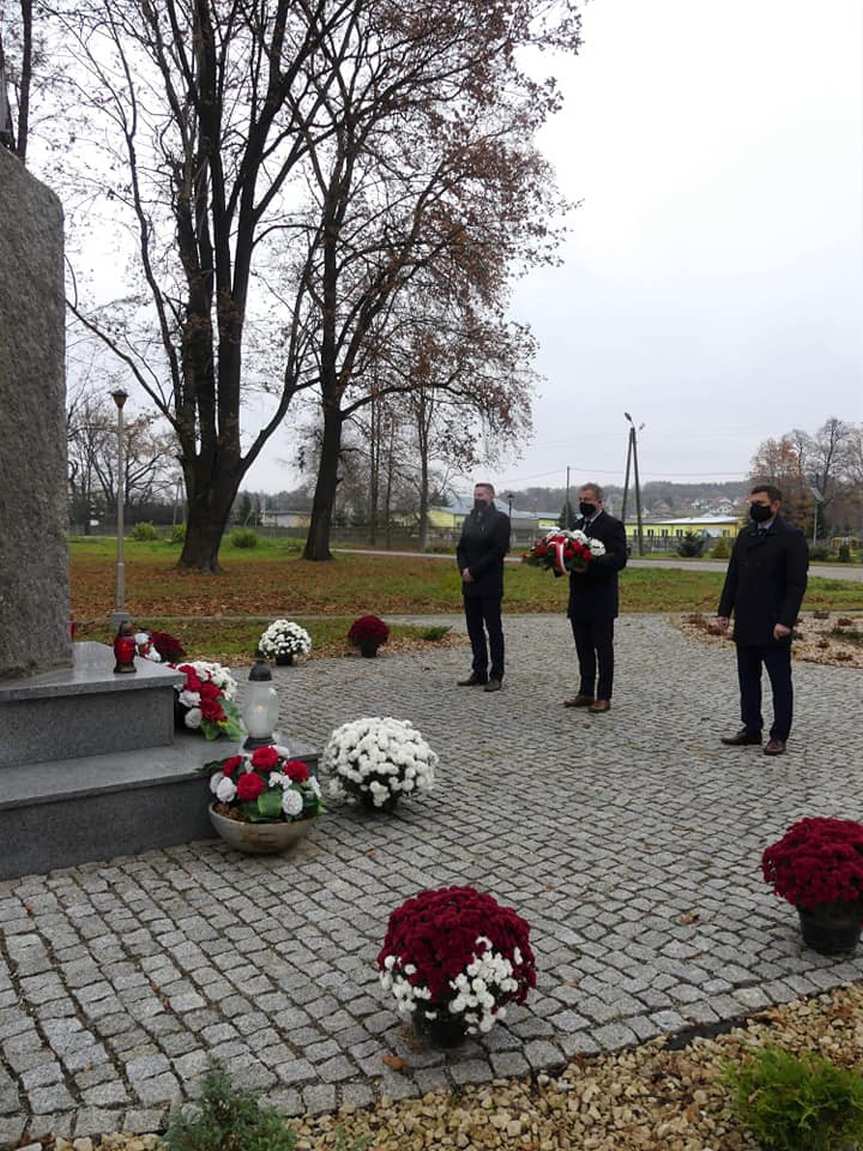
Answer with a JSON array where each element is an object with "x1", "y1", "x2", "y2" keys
[
  {"x1": 764, "y1": 738, "x2": 786, "y2": 756},
  {"x1": 564, "y1": 694, "x2": 595, "y2": 708},
  {"x1": 588, "y1": 699, "x2": 611, "y2": 714},
  {"x1": 721, "y1": 728, "x2": 762, "y2": 746}
]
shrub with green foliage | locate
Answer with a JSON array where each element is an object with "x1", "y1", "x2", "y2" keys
[
  {"x1": 711, "y1": 536, "x2": 731, "y2": 559},
  {"x1": 675, "y1": 531, "x2": 706, "y2": 558},
  {"x1": 230, "y1": 528, "x2": 259, "y2": 549},
  {"x1": 809, "y1": 543, "x2": 831, "y2": 561},
  {"x1": 130, "y1": 521, "x2": 159, "y2": 541},
  {"x1": 166, "y1": 523, "x2": 186, "y2": 544},
  {"x1": 420, "y1": 625, "x2": 451, "y2": 642},
  {"x1": 724, "y1": 1046, "x2": 863, "y2": 1151},
  {"x1": 163, "y1": 1061, "x2": 295, "y2": 1151},
  {"x1": 838, "y1": 542, "x2": 852, "y2": 563}
]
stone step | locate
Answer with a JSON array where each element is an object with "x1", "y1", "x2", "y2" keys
[
  {"x1": 0, "y1": 642, "x2": 183, "y2": 767},
  {"x1": 0, "y1": 731, "x2": 321, "y2": 880}
]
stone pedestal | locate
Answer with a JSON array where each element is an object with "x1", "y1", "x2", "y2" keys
[
  {"x1": 0, "y1": 148, "x2": 70, "y2": 679},
  {"x1": 0, "y1": 643, "x2": 320, "y2": 879}
]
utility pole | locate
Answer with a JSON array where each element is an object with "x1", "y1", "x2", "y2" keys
[
  {"x1": 625, "y1": 412, "x2": 645, "y2": 557},
  {"x1": 620, "y1": 428, "x2": 633, "y2": 526}
]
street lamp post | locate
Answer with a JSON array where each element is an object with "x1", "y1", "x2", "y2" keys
[
  {"x1": 110, "y1": 389, "x2": 130, "y2": 628},
  {"x1": 506, "y1": 492, "x2": 514, "y2": 519}
]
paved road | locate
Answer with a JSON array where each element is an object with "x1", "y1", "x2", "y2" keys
[
  {"x1": 1, "y1": 616, "x2": 861, "y2": 1142},
  {"x1": 334, "y1": 547, "x2": 863, "y2": 583}
]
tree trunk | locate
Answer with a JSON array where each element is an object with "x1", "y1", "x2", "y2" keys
[
  {"x1": 177, "y1": 461, "x2": 240, "y2": 572},
  {"x1": 384, "y1": 423, "x2": 395, "y2": 550},
  {"x1": 368, "y1": 396, "x2": 379, "y2": 546},
  {"x1": 303, "y1": 406, "x2": 343, "y2": 561},
  {"x1": 418, "y1": 451, "x2": 429, "y2": 551}
]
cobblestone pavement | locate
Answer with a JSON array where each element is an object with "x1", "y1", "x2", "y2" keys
[{"x1": 1, "y1": 614, "x2": 862, "y2": 1144}]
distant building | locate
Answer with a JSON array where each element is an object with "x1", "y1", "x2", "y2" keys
[
  {"x1": 261, "y1": 508, "x2": 311, "y2": 529},
  {"x1": 625, "y1": 513, "x2": 739, "y2": 542},
  {"x1": 428, "y1": 495, "x2": 558, "y2": 535}
]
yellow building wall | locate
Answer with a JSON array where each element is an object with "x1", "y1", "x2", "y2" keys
[{"x1": 624, "y1": 521, "x2": 738, "y2": 540}]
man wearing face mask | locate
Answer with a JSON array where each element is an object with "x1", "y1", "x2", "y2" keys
[
  {"x1": 716, "y1": 484, "x2": 809, "y2": 756},
  {"x1": 456, "y1": 483, "x2": 511, "y2": 692},
  {"x1": 564, "y1": 483, "x2": 628, "y2": 714}
]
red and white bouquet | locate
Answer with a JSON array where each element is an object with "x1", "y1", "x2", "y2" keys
[
  {"x1": 524, "y1": 529, "x2": 605, "y2": 576},
  {"x1": 135, "y1": 628, "x2": 186, "y2": 664},
  {"x1": 377, "y1": 886, "x2": 536, "y2": 1037},
  {"x1": 205, "y1": 745, "x2": 322, "y2": 824},
  {"x1": 173, "y1": 660, "x2": 243, "y2": 740}
]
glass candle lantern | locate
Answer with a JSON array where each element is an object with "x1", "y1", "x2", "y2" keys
[
  {"x1": 242, "y1": 660, "x2": 280, "y2": 749},
  {"x1": 113, "y1": 621, "x2": 138, "y2": 674}
]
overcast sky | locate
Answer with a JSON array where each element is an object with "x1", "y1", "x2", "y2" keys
[
  {"x1": 65, "y1": 0, "x2": 863, "y2": 496},
  {"x1": 491, "y1": 0, "x2": 863, "y2": 494}
]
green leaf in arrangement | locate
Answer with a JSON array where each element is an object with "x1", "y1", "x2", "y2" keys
[{"x1": 256, "y1": 789, "x2": 284, "y2": 820}]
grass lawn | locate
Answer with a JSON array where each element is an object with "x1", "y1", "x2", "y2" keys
[{"x1": 70, "y1": 535, "x2": 863, "y2": 622}]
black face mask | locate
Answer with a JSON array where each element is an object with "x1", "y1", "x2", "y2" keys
[
  {"x1": 749, "y1": 503, "x2": 773, "y2": 524},
  {"x1": 473, "y1": 498, "x2": 489, "y2": 513},
  {"x1": 579, "y1": 501, "x2": 596, "y2": 518}
]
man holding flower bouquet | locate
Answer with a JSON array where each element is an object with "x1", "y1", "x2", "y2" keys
[{"x1": 564, "y1": 483, "x2": 628, "y2": 713}]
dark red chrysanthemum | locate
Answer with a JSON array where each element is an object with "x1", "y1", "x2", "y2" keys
[
  {"x1": 237, "y1": 773, "x2": 266, "y2": 802},
  {"x1": 762, "y1": 817, "x2": 863, "y2": 909}
]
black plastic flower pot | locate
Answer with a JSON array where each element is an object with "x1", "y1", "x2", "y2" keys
[
  {"x1": 359, "y1": 789, "x2": 398, "y2": 814},
  {"x1": 413, "y1": 1010, "x2": 467, "y2": 1050},
  {"x1": 797, "y1": 902, "x2": 863, "y2": 956},
  {"x1": 359, "y1": 640, "x2": 379, "y2": 658},
  {"x1": 275, "y1": 653, "x2": 295, "y2": 666}
]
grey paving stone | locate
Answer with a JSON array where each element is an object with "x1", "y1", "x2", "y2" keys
[{"x1": 3, "y1": 616, "x2": 862, "y2": 1125}]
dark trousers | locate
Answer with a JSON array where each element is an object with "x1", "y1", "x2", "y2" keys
[
  {"x1": 736, "y1": 642, "x2": 793, "y2": 741},
  {"x1": 464, "y1": 596, "x2": 504, "y2": 681},
  {"x1": 571, "y1": 617, "x2": 615, "y2": 700}
]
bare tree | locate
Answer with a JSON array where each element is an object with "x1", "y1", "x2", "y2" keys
[{"x1": 0, "y1": 0, "x2": 33, "y2": 161}]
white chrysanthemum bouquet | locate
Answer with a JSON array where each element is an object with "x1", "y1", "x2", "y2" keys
[
  {"x1": 322, "y1": 716, "x2": 437, "y2": 811},
  {"x1": 257, "y1": 619, "x2": 312, "y2": 664}
]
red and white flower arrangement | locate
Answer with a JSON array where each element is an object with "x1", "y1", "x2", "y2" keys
[
  {"x1": 205, "y1": 745, "x2": 322, "y2": 823},
  {"x1": 173, "y1": 660, "x2": 243, "y2": 740},
  {"x1": 524, "y1": 529, "x2": 605, "y2": 576},
  {"x1": 323, "y1": 716, "x2": 437, "y2": 809},
  {"x1": 135, "y1": 629, "x2": 186, "y2": 664},
  {"x1": 377, "y1": 887, "x2": 536, "y2": 1036}
]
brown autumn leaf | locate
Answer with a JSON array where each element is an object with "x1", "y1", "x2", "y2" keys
[
  {"x1": 677, "y1": 912, "x2": 701, "y2": 926},
  {"x1": 382, "y1": 1054, "x2": 407, "y2": 1072}
]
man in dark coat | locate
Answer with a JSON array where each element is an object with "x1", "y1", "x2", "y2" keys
[
  {"x1": 456, "y1": 483, "x2": 511, "y2": 692},
  {"x1": 716, "y1": 484, "x2": 809, "y2": 756},
  {"x1": 564, "y1": 482, "x2": 628, "y2": 714}
]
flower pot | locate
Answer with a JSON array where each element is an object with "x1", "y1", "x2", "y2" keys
[
  {"x1": 413, "y1": 1011, "x2": 467, "y2": 1050},
  {"x1": 275, "y1": 653, "x2": 295, "y2": 667},
  {"x1": 209, "y1": 805, "x2": 316, "y2": 855},
  {"x1": 359, "y1": 789, "x2": 398, "y2": 814},
  {"x1": 359, "y1": 640, "x2": 379, "y2": 658},
  {"x1": 798, "y1": 902, "x2": 863, "y2": 956}
]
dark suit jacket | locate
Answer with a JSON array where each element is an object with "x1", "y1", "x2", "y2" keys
[
  {"x1": 567, "y1": 511, "x2": 628, "y2": 622},
  {"x1": 456, "y1": 506, "x2": 511, "y2": 599},
  {"x1": 717, "y1": 516, "x2": 809, "y2": 646}
]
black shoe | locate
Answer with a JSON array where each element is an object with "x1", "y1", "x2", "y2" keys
[
  {"x1": 721, "y1": 728, "x2": 763, "y2": 747},
  {"x1": 483, "y1": 678, "x2": 503, "y2": 693},
  {"x1": 764, "y1": 738, "x2": 787, "y2": 756},
  {"x1": 457, "y1": 673, "x2": 488, "y2": 687}
]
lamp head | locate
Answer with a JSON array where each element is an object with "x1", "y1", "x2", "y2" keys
[{"x1": 110, "y1": 388, "x2": 129, "y2": 410}]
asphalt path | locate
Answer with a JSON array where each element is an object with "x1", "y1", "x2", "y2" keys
[{"x1": 333, "y1": 547, "x2": 863, "y2": 583}]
